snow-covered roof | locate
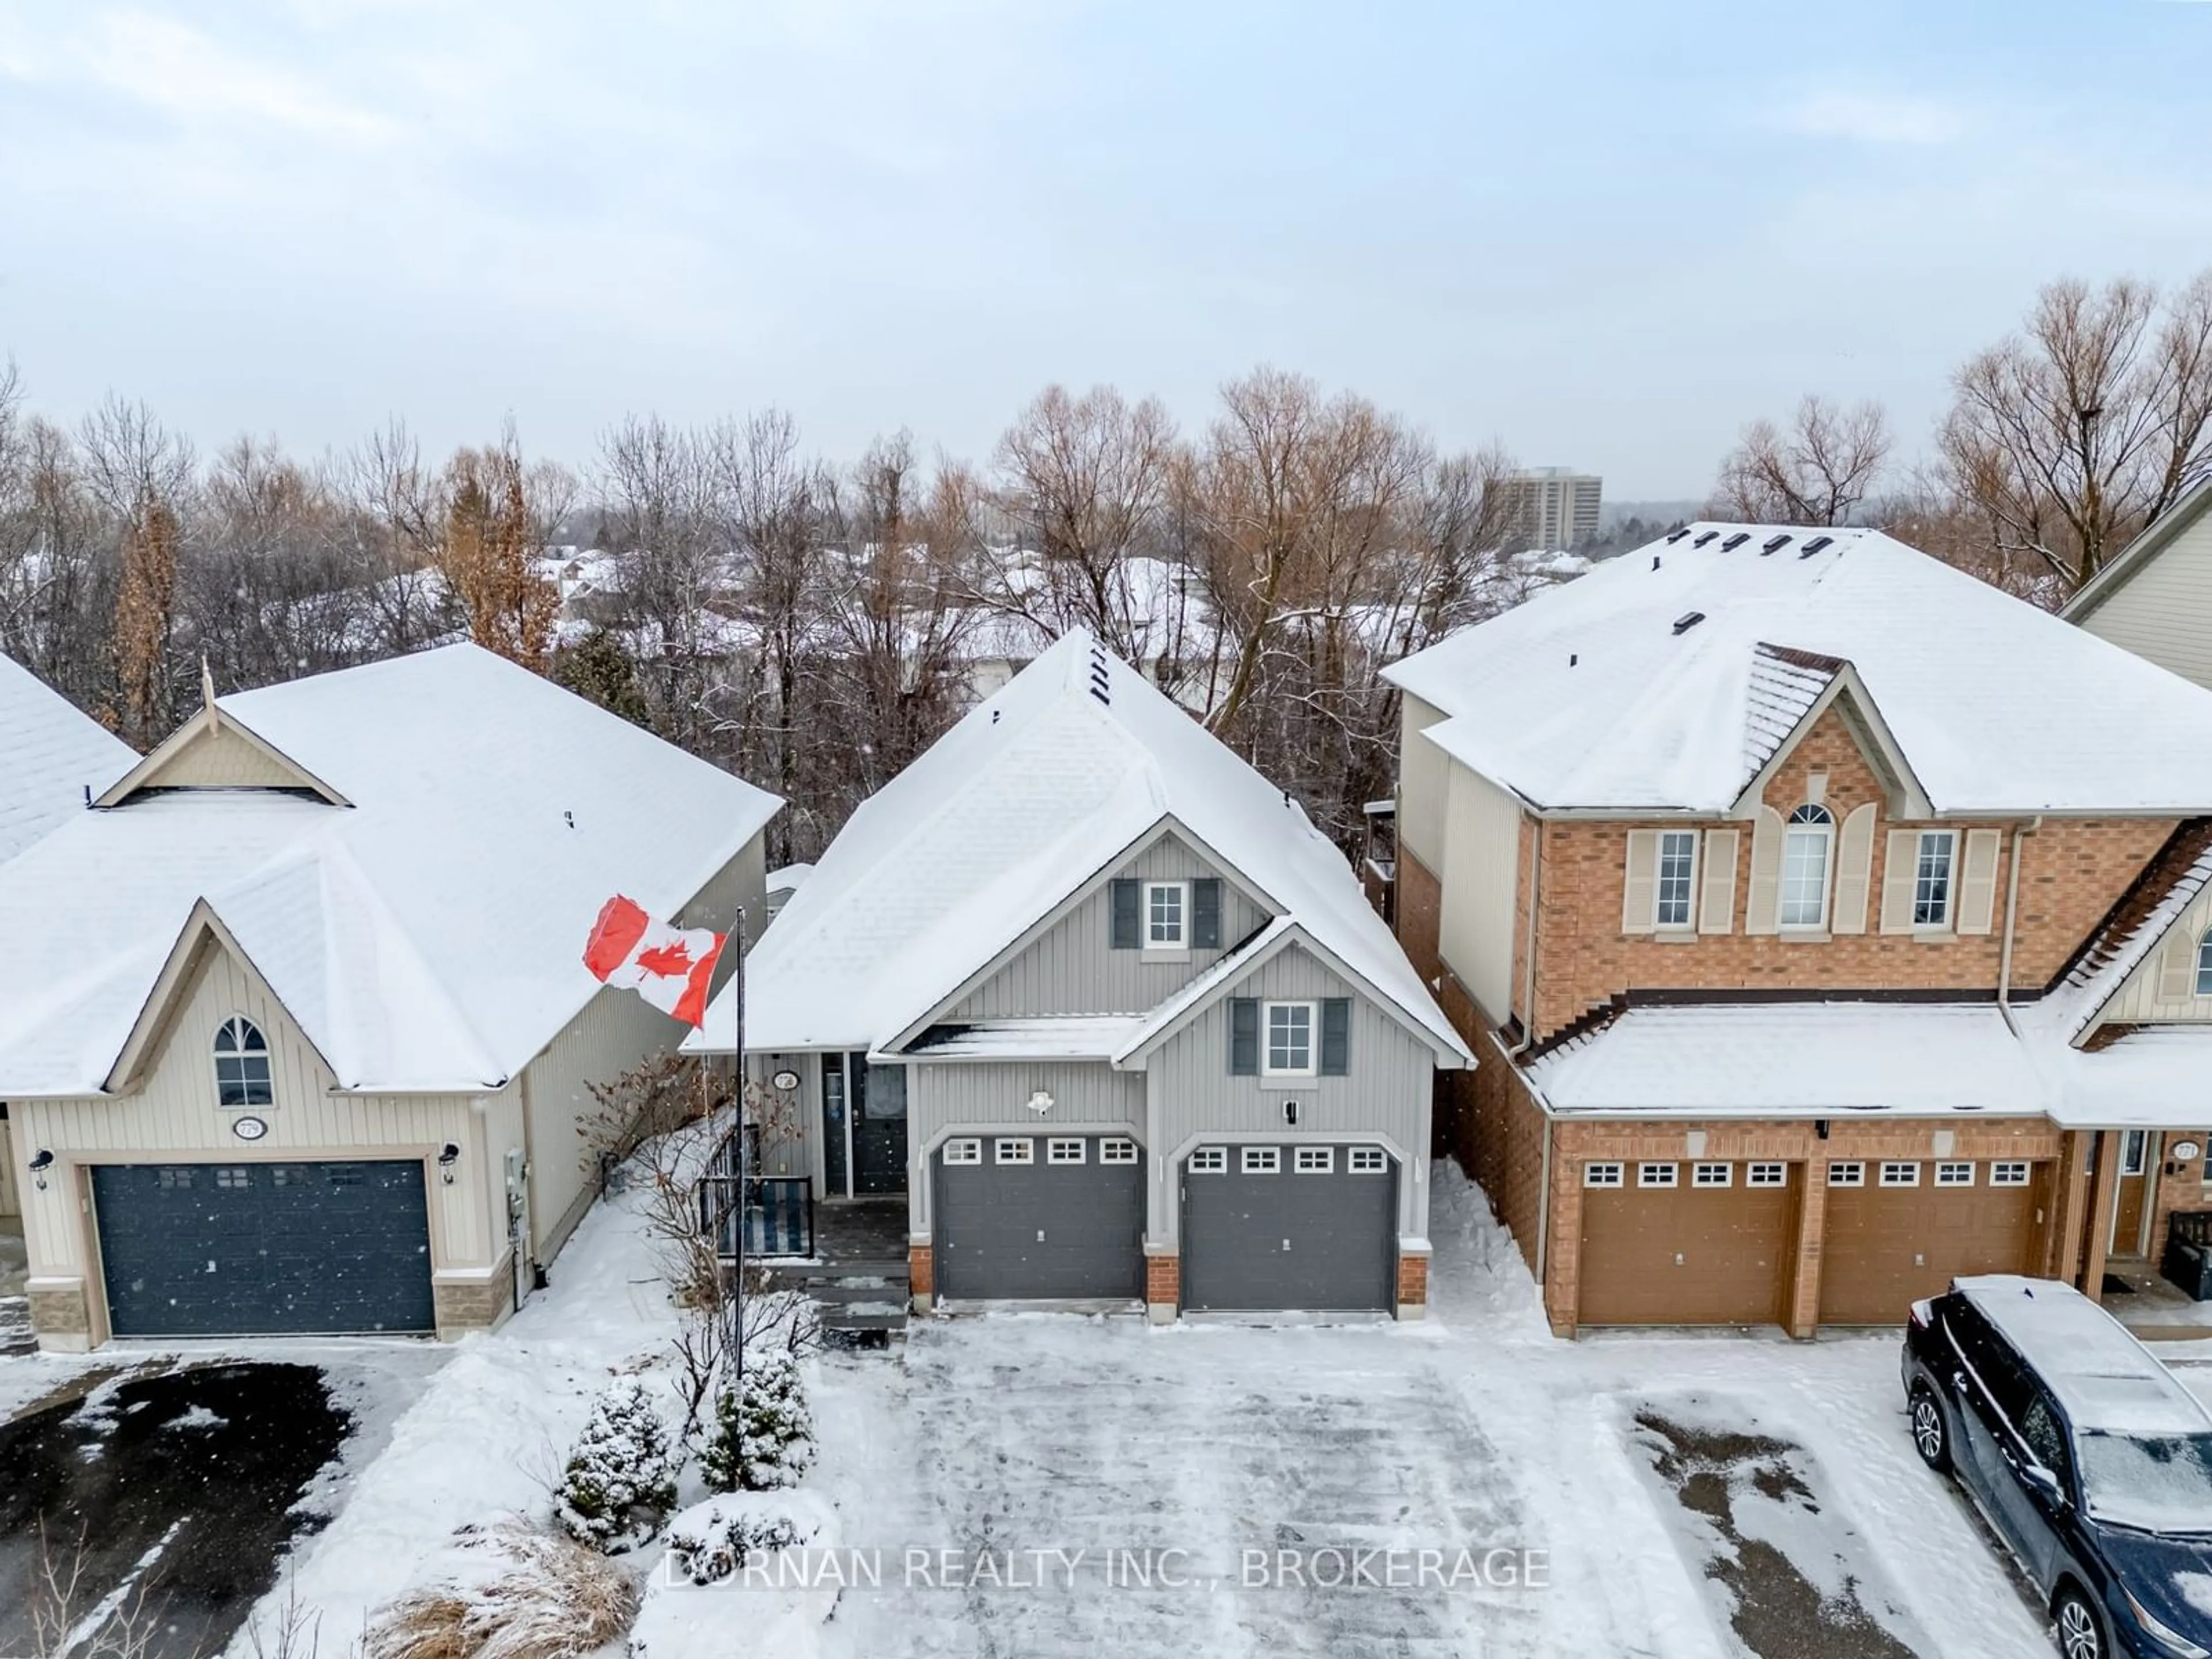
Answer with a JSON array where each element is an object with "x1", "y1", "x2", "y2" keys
[
  {"x1": 2041, "y1": 1029, "x2": 2212, "y2": 1129},
  {"x1": 1384, "y1": 522, "x2": 2212, "y2": 814},
  {"x1": 892, "y1": 1017, "x2": 1146, "y2": 1062},
  {"x1": 695, "y1": 629, "x2": 1467, "y2": 1062},
  {"x1": 0, "y1": 654, "x2": 135, "y2": 865},
  {"x1": 0, "y1": 643, "x2": 781, "y2": 1096},
  {"x1": 1527, "y1": 1002, "x2": 2045, "y2": 1117},
  {"x1": 1957, "y1": 1276, "x2": 2212, "y2": 1437},
  {"x1": 766, "y1": 863, "x2": 815, "y2": 895}
]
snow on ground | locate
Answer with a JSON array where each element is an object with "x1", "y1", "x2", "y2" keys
[
  {"x1": 139, "y1": 1161, "x2": 2202, "y2": 1657},
  {"x1": 266, "y1": 1196, "x2": 680, "y2": 1650}
]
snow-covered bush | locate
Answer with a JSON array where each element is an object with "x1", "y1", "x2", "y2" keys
[
  {"x1": 555, "y1": 1378, "x2": 680, "y2": 1554},
  {"x1": 700, "y1": 1350, "x2": 816, "y2": 1493},
  {"x1": 664, "y1": 1501, "x2": 812, "y2": 1586},
  {"x1": 365, "y1": 1520, "x2": 639, "y2": 1659}
]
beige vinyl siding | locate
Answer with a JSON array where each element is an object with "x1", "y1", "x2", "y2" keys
[
  {"x1": 2105, "y1": 883, "x2": 2212, "y2": 1024},
  {"x1": 946, "y1": 830, "x2": 1269, "y2": 1020},
  {"x1": 12, "y1": 944, "x2": 496, "y2": 1289},
  {"x1": 1396, "y1": 693, "x2": 1450, "y2": 872},
  {"x1": 137, "y1": 722, "x2": 310, "y2": 789},
  {"x1": 1141, "y1": 943, "x2": 1434, "y2": 1249},
  {"x1": 1437, "y1": 760, "x2": 1522, "y2": 1023},
  {"x1": 2076, "y1": 508, "x2": 2212, "y2": 690}
]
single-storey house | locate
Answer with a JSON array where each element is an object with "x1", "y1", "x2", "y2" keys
[
  {"x1": 687, "y1": 630, "x2": 1470, "y2": 1321},
  {"x1": 0, "y1": 643, "x2": 779, "y2": 1350}
]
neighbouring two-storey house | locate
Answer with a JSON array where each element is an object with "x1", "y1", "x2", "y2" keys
[
  {"x1": 1383, "y1": 523, "x2": 2212, "y2": 1337},
  {"x1": 688, "y1": 630, "x2": 1470, "y2": 1321},
  {"x1": 2064, "y1": 477, "x2": 2212, "y2": 691},
  {"x1": 0, "y1": 645, "x2": 779, "y2": 1351}
]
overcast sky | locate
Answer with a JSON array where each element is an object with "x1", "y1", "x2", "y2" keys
[{"x1": 2, "y1": 1, "x2": 2208, "y2": 499}]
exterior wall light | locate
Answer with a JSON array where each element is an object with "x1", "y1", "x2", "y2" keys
[
  {"x1": 438, "y1": 1143, "x2": 461, "y2": 1184},
  {"x1": 29, "y1": 1149, "x2": 55, "y2": 1191}
]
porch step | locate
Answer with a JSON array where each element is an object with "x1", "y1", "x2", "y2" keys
[{"x1": 821, "y1": 1311, "x2": 907, "y2": 1353}]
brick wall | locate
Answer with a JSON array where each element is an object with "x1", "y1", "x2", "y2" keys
[
  {"x1": 1397, "y1": 1252, "x2": 1429, "y2": 1308},
  {"x1": 1145, "y1": 1253, "x2": 1179, "y2": 1306},
  {"x1": 910, "y1": 1243, "x2": 934, "y2": 1298},
  {"x1": 1525, "y1": 709, "x2": 2175, "y2": 1040},
  {"x1": 1396, "y1": 848, "x2": 1443, "y2": 988}
]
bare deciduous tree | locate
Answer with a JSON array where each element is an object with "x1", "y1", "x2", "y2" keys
[
  {"x1": 1709, "y1": 394, "x2": 1891, "y2": 526},
  {"x1": 1940, "y1": 270, "x2": 2212, "y2": 593}
]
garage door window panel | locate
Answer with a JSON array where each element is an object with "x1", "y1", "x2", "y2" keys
[
  {"x1": 214, "y1": 1017, "x2": 274, "y2": 1107},
  {"x1": 1936, "y1": 1161, "x2": 1975, "y2": 1187},
  {"x1": 1100, "y1": 1138, "x2": 1138, "y2": 1164},
  {"x1": 944, "y1": 1138, "x2": 982, "y2": 1165},
  {"x1": 995, "y1": 1138, "x2": 1034, "y2": 1165},
  {"x1": 1243, "y1": 1146, "x2": 1281, "y2": 1174},
  {"x1": 1694, "y1": 1163, "x2": 1732, "y2": 1187},
  {"x1": 1639, "y1": 1162, "x2": 1677, "y2": 1188},
  {"x1": 1585, "y1": 1162, "x2": 1624, "y2": 1189},
  {"x1": 1349, "y1": 1147, "x2": 1388, "y2": 1175},
  {"x1": 1748, "y1": 1163, "x2": 1787, "y2": 1187},
  {"x1": 1880, "y1": 1162, "x2": 1921, "y2": 1187},
  {"x1": 1190, "y1": 1147, "x2": 1227, "y2": 1174},
  {"x1": 1991, "y1": 1162, "x2": 2030, "y2": 1186},
  {"x1": 1048, "y1": 1138, "x2": 1086, "y2": 1165},
  {"x1": 1295, "y1": 1147, "x2": 1333, "y2": 1174},
  {"x1": 1830, "y1": 1162, "x2": 1866, "y2": 1187}
]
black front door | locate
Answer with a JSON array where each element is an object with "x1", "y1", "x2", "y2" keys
[
  {"x1": 851, "y1": 1059, "x2": 908, "y2": 1195},
  {"x1": 821, "y1": 1054, "x2": 849, "y2": 1195}
]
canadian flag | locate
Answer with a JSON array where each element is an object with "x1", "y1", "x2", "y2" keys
[{"x1": 582, "y1": 895, "x2": 727, "y2": 1028}]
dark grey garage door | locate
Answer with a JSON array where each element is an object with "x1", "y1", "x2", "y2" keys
[
  {"x1": 1181, "y1": 1144, "x2": 1397, "y2": 1311},
  {"x1": 934, "y1": 1135, "x2": 1144, "y2": 1300},
  {"x1": 93, "y1": 1161, "x2": 436, "y2": 1338}
]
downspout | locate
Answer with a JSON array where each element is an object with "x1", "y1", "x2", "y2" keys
[{"x1": 1996, "y1": 816, "x2": 2042, "y2": 1037}]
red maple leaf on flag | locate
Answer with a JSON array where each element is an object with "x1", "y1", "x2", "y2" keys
[{"x1": 634, "y1": 940, "x2": 695, "y2": 978}]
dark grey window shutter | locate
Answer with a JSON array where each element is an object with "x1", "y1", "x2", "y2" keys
[
  {"x1": 1192, "y1": 879, "x2": 1222, "y2": 948},
  {"x1": 1320, "y1": 999, "x2": 1351, "y2": 1075},
  {"x1": 1229, "y1": 998, "x2": 1259, "y2": 1075},
  {"x1": 1109, "y1": 879, "x2": 1140, "y2": 949}
]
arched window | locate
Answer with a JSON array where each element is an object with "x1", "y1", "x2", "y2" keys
[
  {"x1": 214, "y1": 1017, "x2": 274, "y2": 1107},
  {"x1": 1779, "y1": 804, "x2": 1834, "y2": 929},
  {"x1": 2197, "y1": 930, "x2": 2212, "y2": 998}
]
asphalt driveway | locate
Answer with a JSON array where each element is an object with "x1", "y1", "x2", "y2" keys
[{"x1": 0, "y1": 1362, "x2": 352, "y2": 1659}]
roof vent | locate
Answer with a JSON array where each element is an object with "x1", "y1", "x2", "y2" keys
[
  {"x1": 1569, "y1": 653, "x2": 1578, "y2": 667},
  {"x1": 1721, "y1": 533, "x2": 1750, "y2": 552},
  {"x1": 1666, "y1": 528, "x2": 1692, "y2": 544},
  {"x1": 1652, "y1": 555, "x2": 1662, "y2": 571},
  {"x1": 1692, "y1": 531, "x2": 1719, "y2": 548},
  {"x1": 1800, "y1": 535, "x2": 1835, "y2": 558},
  {"x1": 1762, "y1": 535, "x2": 1792, "y2": 555},
  {"x1": 1672, "y1": 611, "x2": 1706, "y2": 636}
]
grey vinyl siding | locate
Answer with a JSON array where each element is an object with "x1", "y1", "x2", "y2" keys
[
  {"x1": 946, "y1": 831, "x2": 1270, "y2": 1018},
  {"x1": 1143, "y1": 944, "x2": 1433, "y2": 1248},
  {"x1": 2075, "y1": 506, "x2": 2212, "y2": 690},
  {"x1": 907, "y1": 1060, "x2": 1144, "y2": 1233},
  {"x1": 745, "y1": 1050, "x2": 823, "y2": 1183}
]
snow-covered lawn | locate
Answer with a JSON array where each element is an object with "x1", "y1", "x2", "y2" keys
[{"x1": 12, "y1": 1162, "x2": 2185, "y2": 1657}]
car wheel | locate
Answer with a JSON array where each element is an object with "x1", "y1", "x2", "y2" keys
[
  {"x1": 1908, "y1": 1382, "x2": 1952, "y2": 1472},
  {"x1": 2052, "y1": 1585, "x2": 2105, "y2": 1659}
]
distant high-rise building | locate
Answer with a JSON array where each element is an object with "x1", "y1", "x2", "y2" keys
[{"x1": 1500, "y1": 467, "x2": 1603, "y2": 550}]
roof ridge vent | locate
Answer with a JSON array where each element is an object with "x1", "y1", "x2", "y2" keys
[
  {"x1": 1800, "y1": 534, "x2": 1835, "y2": 558},
  {"x1": 1721, "y1": 533, "x2": 1750, "y2": 551},
  {"x1": 1666, "y1": 528, "x2": 1692, "y2": 544},
  {"x1": 1671, "y1": 611, "x2": 1706, "y2": 637},
  {"x1": 1692, "y1": 531, "x2": 1719, "y2": 548},
  {"x1": 1762, "y1": 535, "x2": 1793, "y2": 555}
]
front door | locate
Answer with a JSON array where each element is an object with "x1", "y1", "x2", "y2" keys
[
  {"x1": 851, "y1": 1059, "x2": 908, "y2": 1196},
  {"x1": 2111, "y1": 1130, "x2": 2157, "y2": 1256}
]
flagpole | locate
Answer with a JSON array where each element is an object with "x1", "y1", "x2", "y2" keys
[{"x1": 732, "y1": 904, "x2": 747, "y2": 1389}]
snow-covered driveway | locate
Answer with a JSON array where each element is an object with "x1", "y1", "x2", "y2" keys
[{"x1": 807, "y1": 1170, "x2": 2078, "y2": 1658}]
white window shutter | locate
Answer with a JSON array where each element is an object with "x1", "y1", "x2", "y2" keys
[
  {"x1": 1878, "y1": 829, "x2": 1919, "y2": 934},
  {"x1": 1621, "y1": 830, "x2": 1659, "y2": 934},
  {"x1": 1957, "y1": 830, "x2": 2001, "y2": 935},
  {"x1": 1832, "y1": 802, "x2": 1877, "y2": 934},
  {"x1": 2159, "y1": 931, "x2": 2198, "y2": 1002},
  {"x1": 1699, "y1": 828, "x2": 1739, "y2": 934},
  {"x1": 1744, "y1": 807, "x2": 1783, "y2": 935}
]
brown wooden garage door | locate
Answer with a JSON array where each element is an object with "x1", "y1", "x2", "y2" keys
[
  {"x1": 1820, "y1": 1158, "x2": 2046, "y2": 1325},
  {"x1": 1578, "y1": 1160, "x2": 1800, "y2": 1326}
]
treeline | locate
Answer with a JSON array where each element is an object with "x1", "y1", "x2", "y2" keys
[
  {"x1": 1709, "y1": 271, "x2": 2212, "y2": 601},
  {"x1": 0, "y1": 368, "x2": 1546, "y2": 868}
]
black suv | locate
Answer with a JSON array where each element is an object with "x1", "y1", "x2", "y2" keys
[{"x1": 1904, "y1": 1274, "x2": 2212, "y2": 1659}]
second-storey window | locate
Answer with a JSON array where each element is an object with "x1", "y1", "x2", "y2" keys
[
  {"x1": 1656, "y1": 831, "x2": 1698, "y2": 929},
  {"x1": 1780, "y1": 804, "x2": 1834, "y2": 927},
  {"x1": 1146, "y1": 881, "x2": 1187, "y2": 948},
  {"x1": 1914, "y1": 831, "x2": 1956, "y2": 928},
  {"x1": 1264, "y1": 1001, "x2": 1316, "y2": 1075},
  {"x1": 2197, "y1": 929, "x2": 2212, "y2": 997}
]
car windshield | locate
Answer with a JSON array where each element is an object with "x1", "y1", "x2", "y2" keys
[{"x1": 2078, "y1": 1431, "x2": 2212, "y2": 1532}]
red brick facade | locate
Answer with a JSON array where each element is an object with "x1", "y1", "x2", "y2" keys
[
  {"x1": 1395, "y1": 702, "x2": 2188, "y2": 1334},
  {"x1": 1145, "y1": 1253, "x2": 1179, "y2": 1307},
  {"x1": 1396, "y1": 1252, "x2": 1429, "y2": 1307},
  {"x1": 910, "y1": 1244, "x2": 934, "y2": 1298}
]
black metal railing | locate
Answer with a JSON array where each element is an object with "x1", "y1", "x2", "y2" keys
[{"x1": 700, "y1": 1169, "x2": 815, "y2": 1262}]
